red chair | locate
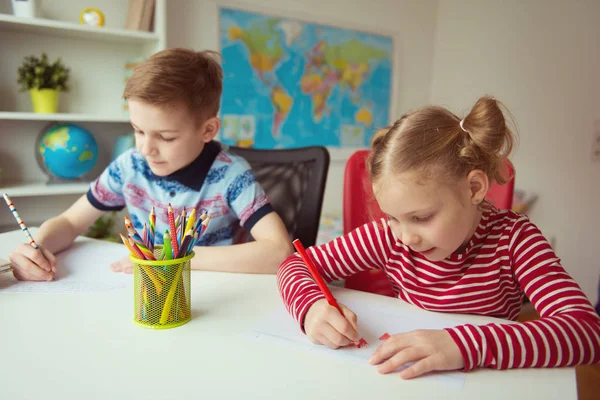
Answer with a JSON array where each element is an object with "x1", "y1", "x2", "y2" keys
[
  {"x1": 485, "y1": 160, "x2": 515, "y2": 210},
  {"x1": 342, "y1": 150, "x2": 515, "y2": 297}
]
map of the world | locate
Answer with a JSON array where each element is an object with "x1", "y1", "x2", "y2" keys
[{"x1": 219, "y1": 7, "x2": 393, "y2": 149}]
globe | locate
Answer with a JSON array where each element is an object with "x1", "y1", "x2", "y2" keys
[{"x1": 37, "y1": 124, "x2": 98, "y2": 180}]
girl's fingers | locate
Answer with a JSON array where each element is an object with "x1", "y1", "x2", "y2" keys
[
  {"x1": 340, "y1": 304, "x2": 359, "y2": 331},
  {"x1": 316, "y1": 333, "x2": 339, "y2": 350},
  {"x1": 328, "y1": 309, "x2": 360, "y2": 343},
  {"x1": 399, "y1": 356, "x2": 437, "y2": 379},
  {"x1": 320, "y1": 322, "x2": 352, "y2": 349},
  {"x1": 375, "y1": 347, "x2": 423, "y2": 374},
  {"x1": 369, "y1": 333, "x2": 411, "y2": 365}
]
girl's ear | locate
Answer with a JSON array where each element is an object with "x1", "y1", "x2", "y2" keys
[
  {"x1": 199, "y1": 117, "x2": 221, "y2": 143},
  {"x1": 466, "y1": 170, "x2": 489, "y2": 205}
]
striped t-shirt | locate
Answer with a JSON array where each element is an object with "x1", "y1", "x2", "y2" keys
[
  {"x1": 278, "y1": 207, "x2": 600, "y2": 370},
  {"x1": 87, "y1": 141, "x2": 273, "y2": 246}
]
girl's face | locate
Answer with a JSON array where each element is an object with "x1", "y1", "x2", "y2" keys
[{"x1": 373, "y1": 170, "x2": 485, "y2": 261}]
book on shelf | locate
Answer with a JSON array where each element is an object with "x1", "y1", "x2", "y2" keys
[
  {"x1": 125, "y1": 0, "x2": 155, "y2": 32},
  {"x1": 140, "y1": 0, "x2": 155, "y2": 32}
]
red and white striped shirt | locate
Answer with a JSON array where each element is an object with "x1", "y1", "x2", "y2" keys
[{"x1": 277, "y1": 207, "x2": 600, "y2": 370}]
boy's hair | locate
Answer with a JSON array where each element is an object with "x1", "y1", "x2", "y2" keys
[
  {"x1": 123, "y1": 48, "x2": 223, "y2": 120},
  {"x1": 369, "y1": 96, "x2": 516, "y2": 185}
]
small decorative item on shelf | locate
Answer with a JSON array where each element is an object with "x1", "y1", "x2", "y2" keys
[
  {"x1": 85, "y1": 212, "x2": 119, "y2": 242},
  {"x1": 512, "y1": 190, "x2": 538, "y2": 215},
  {"x1": 17, "y1": 53, "x2": 70, "y2": 114},
  {"x1": 80, "y1": 8, "x2": 105, "y2": 27},
  {"x1": 112, "y1": 132, "x2": 135, "y2": 160},
  {"x1": 123, "y1": 57, "x2": 146, "y2": 112},
  {"x1": 35, "y1": 123, "x2": 98, "y2": 182},
  {"x1": 11, "y1": 0, "x2": 38, "y2": 18}
]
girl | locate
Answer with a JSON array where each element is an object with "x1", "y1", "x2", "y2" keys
[{"x1": 277, "y1": 96, "x2": 600, "y2": 379}]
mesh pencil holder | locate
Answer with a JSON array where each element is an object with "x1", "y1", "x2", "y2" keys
[{"x1": 132, "y1": 246, "x2": 194, "y2": 329}]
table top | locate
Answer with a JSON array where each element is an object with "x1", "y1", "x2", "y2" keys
[{"x1": 0, "y1": 229, "x2": 576, "y2": 400}]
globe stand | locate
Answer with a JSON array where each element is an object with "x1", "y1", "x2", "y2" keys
[{"x1": 44, "y1": 175, "x2": 90, "y2": 185}]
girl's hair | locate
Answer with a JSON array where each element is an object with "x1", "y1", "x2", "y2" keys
[
  {"x1": 123, "y1": 48, "x2": 223, "y2": 121},
  {"x1": 369, "y1": 96, "x2": 516, "y2": 185}
]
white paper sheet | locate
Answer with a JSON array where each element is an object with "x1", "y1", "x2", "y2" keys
[
  {"x1": 0, "y1": 239, "x2": 131, "y2": 293},
  {"x1": 244, "y1": 291, "x2": 466, "y2": 388}
]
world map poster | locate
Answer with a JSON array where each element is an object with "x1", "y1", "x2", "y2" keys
[{"x1": 219, "y1": 7, "x2": 393, "y2": 149}]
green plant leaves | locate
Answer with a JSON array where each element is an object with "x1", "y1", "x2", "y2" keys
[{"x1": 17, "y1": 52, "x2": 70, "y2": 92}]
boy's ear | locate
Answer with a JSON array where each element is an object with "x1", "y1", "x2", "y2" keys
[
  {"x1": 466, "y1": 169, "x2": 489, "y2": 205},
  {"x1": 199, "y1": 117, "x2": 221, "y2": 143}
]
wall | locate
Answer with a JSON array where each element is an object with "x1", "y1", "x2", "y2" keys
[
  {"x1": 166, "y1": 0, "x2": 439, "y2": 214},
  {"x1": 429, "y1": 0, "x2": 600, "y2": 302}
]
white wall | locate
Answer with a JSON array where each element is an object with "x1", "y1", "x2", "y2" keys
[
  {"x1": 165, "y1": 0, "x2": 439, "y2": 214},
  {"x1": 429, "y1": 0, "x2": 600, "y2": 302}
]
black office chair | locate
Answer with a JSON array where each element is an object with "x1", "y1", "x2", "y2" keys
[{"x1": 230, "y1": 146, "x2": 330, "y2": 247}]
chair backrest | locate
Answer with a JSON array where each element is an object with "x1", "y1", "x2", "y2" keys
[
  {"x1": 230, "y1": 146, "x2": 330, "y2": 247},
  {"x1": 343, "y1": 149, "x2": 384, "y2": 233},
  {"x1": 485, "y1": 159, "x2": 515, "y2": 210}
]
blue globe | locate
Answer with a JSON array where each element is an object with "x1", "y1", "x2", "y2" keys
[{"x1": 38, "y1": 124, "x2": 98, "y2": 180}]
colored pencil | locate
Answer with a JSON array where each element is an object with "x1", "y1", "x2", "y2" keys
[
  {"x1": 292, "y1": 238, "x2": 368, "y2": 347},
  {"x1": 3, "y1": 193, "x2": 39, "y2": 249},
  {"x1": 167, "y1": 204, "x2": 179, "y2": 257}
]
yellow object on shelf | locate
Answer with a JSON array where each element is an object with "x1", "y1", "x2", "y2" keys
[
  {"x1": 80, "y1": 8, "x2": 105, "y2": 27},
  {"x1": 29, "y1": 89, "x2": 59, "y2": 113}
]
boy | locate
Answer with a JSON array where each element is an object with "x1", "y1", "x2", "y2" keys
[{"x1": 8, "y1": 48, "x2": 293, "y2": 281}]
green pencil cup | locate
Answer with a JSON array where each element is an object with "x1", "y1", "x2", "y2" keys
[{"x1": 132, "y1": 246, "x2": 194, "y2": 329}]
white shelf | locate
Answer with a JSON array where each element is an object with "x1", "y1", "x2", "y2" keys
[
  {"x1": 0, "y1": 14, "x2": 159, "y2": 44},
  {"x1": 0, "y1": 112, "x2": 130, "y2": 123},
  {"x1": 0, "y1": 181, "x2": 90, "y2": 197}
]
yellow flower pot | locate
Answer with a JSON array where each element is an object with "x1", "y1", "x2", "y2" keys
[{"x1": 29, "y1": 89, "x2": 59, "y2": 113}]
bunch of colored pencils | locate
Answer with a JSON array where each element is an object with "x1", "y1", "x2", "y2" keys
[
  {"x1": 120, "y1": 204, "x2": 210, "y2": 261},
  {"x1": 123, "y1": 204, "x2": 210, "y2": 326}
]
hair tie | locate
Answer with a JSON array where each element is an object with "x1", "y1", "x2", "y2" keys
[{"x1": 459, "y1": 119, "x2": 470, "y2": 134}]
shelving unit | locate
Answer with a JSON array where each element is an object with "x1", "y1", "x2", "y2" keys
[
  {"x1": 0, "y1": 181, "x2": 90, "y2": 197},
  {"x1": 0, "y1": 1, "x2": 167, "y2": 229},
  {"x1": 0, "y1": 13, "x2": 160, "y2": 44},
  {"x1": 0, "y1": 112, "x2": 130, "y2": 123}
]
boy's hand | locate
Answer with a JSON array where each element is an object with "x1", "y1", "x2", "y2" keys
[
  {"x1": 109, "y1": 255, "x2": 134, "y2": 274},
  {"x1": 369, "y1": 329, "x2": 464, "y2": 379},
  {"x1": 9, "y1": 243, "x2": 57, "y2": 281},
  {"x1": 304, "y1": 298, "x2": 360, "y2": 349}
]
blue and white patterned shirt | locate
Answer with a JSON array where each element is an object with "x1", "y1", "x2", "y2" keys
[{"x1": 87, "y1": 141, "x2": 273, "y2": 246}]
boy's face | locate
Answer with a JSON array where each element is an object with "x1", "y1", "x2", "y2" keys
[
  {"x1": 128, "y1": 99, "x2": 220, "y2": 176},
  {"x1": 373, "y1": 170, "x2": 483, "y2": 262}
]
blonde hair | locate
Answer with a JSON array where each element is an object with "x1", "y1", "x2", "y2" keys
[
  {"x1": 369, "y1": 96, "x2": 516, "y2": 185},
  {"x1": 123, "y1": 48, "x2": 223, "y2": 121}
]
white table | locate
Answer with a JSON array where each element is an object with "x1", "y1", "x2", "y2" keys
[{"x1": 0, "y1": 230, "x2": 576, "y2": 400}]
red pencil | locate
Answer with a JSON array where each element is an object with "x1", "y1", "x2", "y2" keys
[
  {"x1": 293, "y1": 239, "x2": 369, "y2": 348},
  {"x1": 292, "y1": 239, "x2": 343, "y2": 314}
]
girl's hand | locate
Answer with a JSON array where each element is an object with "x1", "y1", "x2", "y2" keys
[
  {"x1": 109, "y1": 255, "x2": 134, "y2": 274},
  {"x1": 304, "y1": 299, "x2": 361, "y2": 349},
  {"x1": 369, "y1": 329, "x2": 464, "y2": 379},
  {"x1": 9, "y1": 242, "x2": 57, "y2": 281}
]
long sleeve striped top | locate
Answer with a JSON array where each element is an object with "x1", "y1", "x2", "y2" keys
[{"x1": 277, "y1": 207, "x2": 600, "y2": 370}]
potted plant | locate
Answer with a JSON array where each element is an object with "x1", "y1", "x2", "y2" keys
[{"x1": 17, "y1": 53, "x2": 70, "y2": 113}]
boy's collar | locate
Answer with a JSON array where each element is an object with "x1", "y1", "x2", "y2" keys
[{"x1": 166, "y1": 141, "x2": 221, "y2": 191}]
